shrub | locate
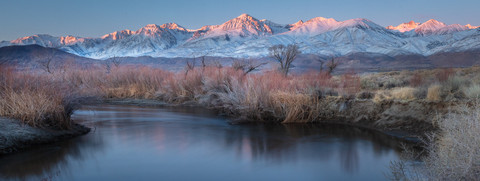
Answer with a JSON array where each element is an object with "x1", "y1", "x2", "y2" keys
[
  {"x1": 356, "y1": 91, "x2": 374, "y2": 99},
  {"x1": 443, "y1": 75, "x2": 469, "y2": 94},
  {"x1": 427, "y1": 84, "x2": 443, "y2": 101},
  {"x1": 391, "y1": 104, "x2": 480, "y2": 180},
  {"x1": 391, "y1": 87, "x2": 417, "y2": 100},
  {"x1": 0, "y1": 67, "x2": 76, "y2": 129},
  {"x1": 360, "y1": 78, "x2": 377, "y2": 90},
  {"x1": 373, "y1": 90, "x2": 392, "y2": 103},
  {"x1": 464, "y1": 84, "x2": 480, "y2": 99},
  {"x1": 435, "y1": 68, "x2": 455, "y2": 82},
  {"x1": 413, "y1": 86, "x2": 428, "y2": 99},
  {"x1": 338, "y1": 73, "x2": 361, "y2": 97},
  {"x1": 409, "y1": 72, "x2": 424, "y2": 87},
  {"x1": 270, "y1": 91, "x2": 319, "y2": 123}
]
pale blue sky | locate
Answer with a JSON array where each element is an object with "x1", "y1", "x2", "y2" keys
[{"x1": 1, "y1": 0, "x2": 479, "y2": 41}]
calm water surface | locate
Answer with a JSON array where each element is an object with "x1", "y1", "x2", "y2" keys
[{"x1": 0, "y1": 104, "x2": 410, "y2": 181}]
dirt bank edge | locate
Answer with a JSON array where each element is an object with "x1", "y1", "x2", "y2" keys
[{"x1": 0, "y1": 118, "x2": 91, "y2": 155}]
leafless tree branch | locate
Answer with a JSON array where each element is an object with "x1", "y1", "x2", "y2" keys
[{"x1": 268, "y1": 44, "x2": 301, "y2": 76}]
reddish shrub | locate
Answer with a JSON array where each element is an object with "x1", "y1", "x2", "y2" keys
[
  {"x1": 436, "y1": 68, "x2": 455, "y2": 82},
  {"x1": 410, "y1": 72, "x2": 424, "y2": 87},
  {"x1": 339, "y1": 73, "x2": 361, "y2": 96}
]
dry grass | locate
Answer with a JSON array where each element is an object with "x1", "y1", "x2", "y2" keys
[
  {"x1": 390, "y1": 103, "x2": 480, "y2": 180},
  {"x1": 464, "y1": 84, "x2": 480, "y2": 99},
  {"x1": 0, "y1": 66, "x2": 76, "y2": 129},
  {"x1": 63, "y1": 65, "x2": 477, "y2": 113},
  {"x1": 391, "y1": 87, "x2": 417, "y2": 100},
  {"x1": 424, "y1": 104, "x2": 480, "y2": 180},
  {"x1": 2, "y1": 63, "x2": 480, "y2": 130},
  {"x1": 270, "y1": 91, "x2": 320, "y2": 123},
  {"x1": 427, "y1": 84, "x2": 443, "y2": 102},
  {"x1": 3, "y1": 62, "x2": 480, "y2": 180},
  {"x1": 409, "y1": 72, "x2": 424, "y2": 87},
  {"x1": 372, "y1": 87, "x2": 418, "y2": 102}
]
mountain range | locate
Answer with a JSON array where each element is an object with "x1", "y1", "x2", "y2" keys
[{"x1": 1, "y1": 14, "x2": 480, "y2": 60}]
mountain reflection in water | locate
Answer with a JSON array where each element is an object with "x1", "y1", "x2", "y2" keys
[{"x1": 0, "y1": 104, "x2": 411, "y2": 181}]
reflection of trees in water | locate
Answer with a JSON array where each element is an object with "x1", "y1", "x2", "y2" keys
[
  {"x1": 0, "y1": 134, "x2": 105, "y2": 180},
  {"x1": 222, "y1": 123, "x2": 413, "y2": 174},
  {"x1": 0, "y1": 105, "x2": 418, "y2": 180}
]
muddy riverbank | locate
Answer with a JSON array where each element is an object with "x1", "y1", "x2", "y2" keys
[{"x1": 0, "y1": 118, "x2": 90, "y2": 155}]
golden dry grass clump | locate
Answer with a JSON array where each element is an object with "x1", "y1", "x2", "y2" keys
[{"x1": 427, "y1": 84, "x2": 443, "y2": 101}]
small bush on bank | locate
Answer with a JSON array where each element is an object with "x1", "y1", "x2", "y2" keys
[
  {"x1": 464, "y1": 84, "x2": 480, "y2": 99},
  {"x1": 435, "y1": 68, "x2": 455, "y2": 83},
  {"x1": 356, "y1": 91, "x2": 374, "y2": 99},
  {"x1": 427, "y1": 84, "x2": 443, "y2": 101},
  {"x1": 443, "y1": 75, "x2": 469, "y2": 94},
  {"x1": 409, "y1": 72, "x2": 424, "y2": 87},
  {"x1": 390, "y1": 103, "x2": 480, "y2": 180},
  {"x1": 0, "y1": 66, "x2": 76, "y2": 129},
  {"x1": 391, "y1": 87, "x2": 417, "y2": 100}
]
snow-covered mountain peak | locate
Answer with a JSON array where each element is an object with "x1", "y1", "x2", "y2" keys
[
  {"x1": 415, "y1": 19, "x2": 447, "y2": 34},
  {"x1": 414, "y1": 19, "x2": 470, "y2": 35},
  {"x1": 60, "y1": 35, "x2": 81, "y2": 44},
  {"x1": 159, "y1": 23, "x2": 188, "y2": 32},
  {"x1": 195, "y1": 14, "x2": 277, "y2": 38},
  {"x1": 387, "y1": 19, "x2": 476, "y2": 35},
  {"x1": 289, "y1": 20, "x2": 304, "y2": 30},
  {"x1": 288, "y1": 17, "x2": 340, "y2": 35},
  {"x1": 386, "y1": 20, "x2": 420, "y2": 32},
  {"x1": 418, "y1": 19, "x2": 446, "y2": 29},
  {"x1": 220, "y1": 14, "x2": 263, "y2": 30},
  {"x1": 2, "y1": 14, "x2": 480, "y2": 60},
  {"x1": 136, "y1": 24, "x2": 163, "y2": 35},
  {"x1": 340, "y1": 18, "x2": 384, "y2": 29},
  {"x1": 101, "y1": 30, "x2": 134, "y2": 40},
  {"x1": 9, "y1": 34, "x2": 63, "y2": 47},
  {"x1": 306, "y1": 17, "x2": 338, "y2": 24},
  {"x1": 236, "y1": 13, "x2": 254, "y2": 20},
  {"x1": 134, "y1": 23, "x2": 190, "y2": 37},
  {"x1": 466, "y1": 24, "x2": 480, "y2": 29},
  {"x1": 13, "y1": 34, "x2": 54, "y2": 42}
]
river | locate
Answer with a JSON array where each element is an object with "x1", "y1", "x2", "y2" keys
[{"x1": 0, "y1": 104, "x2": 411, "y2": 180}]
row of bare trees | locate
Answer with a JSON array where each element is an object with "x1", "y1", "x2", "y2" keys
[
  {"x1": 316, "y1": 57, "x2": 338, "y2": 75},
  {"x1": 36, "y1": 49, "x2": 123, "y2": 75},
  {"x1": 35, "y1": 44, "x2": 336, "y2": 77},
  {"x1": 183, "y1": 44, "x2": 338, "y2": 77},
  {"x1": 269, "y1": 44, "x2": 338, "y2": 76}
]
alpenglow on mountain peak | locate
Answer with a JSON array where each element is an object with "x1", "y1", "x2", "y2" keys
[
  {"x1": 1, "y1": 13, "x2": 479, "y2": 59},
  {"x1": 386, "y1": 19, "x2": 479, "y2": 34}
]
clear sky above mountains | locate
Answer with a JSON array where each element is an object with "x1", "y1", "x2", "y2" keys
[{"x1": 1, "y1": 0, "x2": 479, "y2": 41}]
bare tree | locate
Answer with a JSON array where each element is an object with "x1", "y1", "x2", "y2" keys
[
  {"x1": 268, "y1": 44, "x2": 301, "y2": 76},
  {"x1": 111, "y1": 56, "x2": 122, "y2": 68},
  {"x1": 326, "y1": 57, "x2": 338, "y2": 74},
  {"x1": 57, "y1": 57, "x2": 75, "y2": 78},
  {"x1": 101, "y1": 56, "x2": 123, "y2": 74},
  {"x1": 184, "y1": 58, "x2": 196, "y2": 77},
  {"x1": 103, "y1": 60, "x2": 112, "y2": 74},
  {"x1": 232, "y1": 59, "x2": 246, "y2": 70},
  {"x1": 232, "y1": 59, "x2": 267, "y2": 76},
  {"x1": 212, "y1": 60, "x2": 223, "y2": 68},
  {"x1": 310, "y1": 55, "x2": 325, "y2": 72},
  {"x1": 200, "y1": 56, "x2": 207, "y2": 69},
  {"x1": 38, "y1": 49, "x2": 56, "y2": 74}
]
